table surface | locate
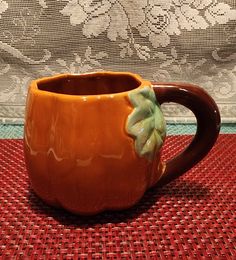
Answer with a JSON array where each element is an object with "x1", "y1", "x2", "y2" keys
[
  {"x1": 0, "y1": 134, "x2": 235, "y2": 259},
  {"x1": 0, "y1": 123, "x2": 236, "y2": 139}
]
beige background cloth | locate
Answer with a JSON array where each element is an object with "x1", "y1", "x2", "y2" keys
[{"x1": 0, "y1": 0, "x2": 235, "y2": 123}]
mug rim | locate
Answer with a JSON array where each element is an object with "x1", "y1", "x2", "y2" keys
[{"x1": 29, "y1": 71, "x2": 151, "y2": 100}]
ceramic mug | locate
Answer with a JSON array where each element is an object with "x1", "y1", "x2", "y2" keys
[{"x1": 24, "y1": 72, "x2": 220, "y2": 215}]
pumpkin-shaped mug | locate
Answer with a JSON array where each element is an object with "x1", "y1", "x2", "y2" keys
[{"x1": 24, "y1": 72, "x2": 220, "y2": 215}]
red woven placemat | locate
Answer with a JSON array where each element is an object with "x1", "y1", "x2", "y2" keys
[{"x1": 0, "y1": 135, "x2": 235, "y2": 259}]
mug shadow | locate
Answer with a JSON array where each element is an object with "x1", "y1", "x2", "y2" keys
[{"x1": 27, "y1": 179, "x2": 210, "y2": 228}]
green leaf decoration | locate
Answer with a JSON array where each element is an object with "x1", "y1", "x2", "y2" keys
[{"x1": 126, "y1": 86, "x2": 166, "y2": 161}]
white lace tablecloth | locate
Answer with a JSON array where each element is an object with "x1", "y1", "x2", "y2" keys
[{"x1": 0, "y1": 0, "x2": 235, "y2": 123}]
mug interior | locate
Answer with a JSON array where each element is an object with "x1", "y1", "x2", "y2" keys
[{"x1": 37, "y1": 73, "x2": 141, "y2": 95}]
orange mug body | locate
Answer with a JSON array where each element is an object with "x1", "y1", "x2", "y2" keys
[{"x1": 24, "y1": 72, "x2": 166, "y2": 215}]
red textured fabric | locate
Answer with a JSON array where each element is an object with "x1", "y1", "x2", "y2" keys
[{"x1": 0, "y1": 135, "x2": 235, "y2": 259}]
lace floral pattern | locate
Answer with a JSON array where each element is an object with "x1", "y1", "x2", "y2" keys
[
  {"x1": 60, "y1": 0, "x2": 236, "y2": 51},
  {"x1": 0, "y1": 0, "x2": 235, "y2": 123}
]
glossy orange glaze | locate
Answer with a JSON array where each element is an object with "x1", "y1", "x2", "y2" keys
[{"x1": 24, "y1": 72, "x2": 164, "y2": 215}]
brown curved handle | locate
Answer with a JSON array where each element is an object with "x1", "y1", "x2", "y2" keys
[{"x1": 153, "y1": 82, "x2": 221, "y2": 186}]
